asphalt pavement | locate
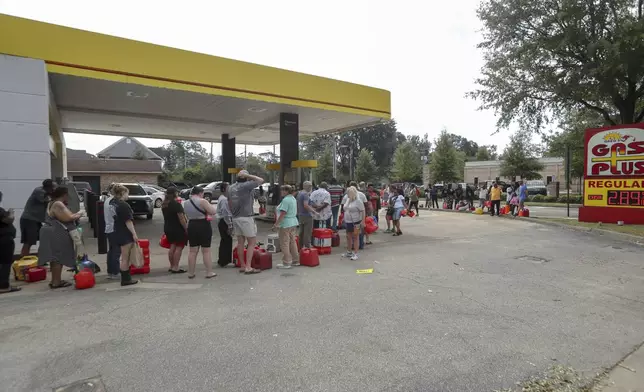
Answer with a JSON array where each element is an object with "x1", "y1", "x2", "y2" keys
[{"x1": 1, "y1": 210, "x2": 643, "y2": 391}]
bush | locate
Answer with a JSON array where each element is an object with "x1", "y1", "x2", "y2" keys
[
  {"x1": 544, "y1": 196, "x2": 558, "y2": 203},
  {"x1": 557, "y1": 195, "x2": 583, "y2": 204},
  {"x1": 501, "y1": 192, "x2": 507, "y2": 200},
  {"x1": 531, "y1": 194, "x2": 545, "y2": 202}
]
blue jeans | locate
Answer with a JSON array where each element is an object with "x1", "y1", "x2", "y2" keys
[
  {"x1": 331, "y1": 205, "x2": 340, "y2": 230},
  {"x1": 106, "y1": 233, "x2": 121, "y2": 275}
]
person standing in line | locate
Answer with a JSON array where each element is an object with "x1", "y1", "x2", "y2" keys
[
  {"x1": 310, "y1": 182, "x2": 332, "y2": 229},
  {"x1": 506, "y1": 184, "x2": 514, "y2": 211},
  {"x1": 518, "y1": 180, "x2": 529, "y2": 212},
  {"x1": 478, "y1": 186, "x2": 488, "y2": 209},
  {"x1": 296, "y1": 181, "x2": 316, "y2": 249},
  {"x1": 489, "y1": 182, "x2": 503, "y2": 216},
  {"x1": 408, "y1": 185, "x2": 420, "y2": 216},
  {"x1": 391, "y1": 188, "x2": 407, "y2": 236},
  {"x1": 273, "y1": 185, "x2": 300, "y2": 269},
  {"x1": 0, "y1": 191, "x2": 20, "y2": 294},
  {"x1": 353, "y1": 182, "x2": 371, "y2": 245},
  {"x1": 108, "y1": 185, "x2": 141, "y2": 286},
  {"x1": 20, "y1": 179, "x2": 55, "y2": 257},
  {"x1": 161, "y1": 186, "x2": 188, "y2": 274},
  {"x1": 216, "y1": 183, "x2": 234, "y2": 267},
  {"x1": 229, "y1": 170, "x2": 264, "y2": 275},
  {"x1": 430, "y1": 186, "x2": 440, "y2": 209},
  {"x1": 342, "y1": 186, "x2": 365, "y2": 261},
  {"x1": 384, "y1": 185, "x2": 396, "y2": 233},
  {"x1": 327, "y1": 178, "x2": 344, "y2": 231},
  {"x1": 183, "y1": 186, "x2": 217, "y2": 279},
  {"x1": 103, "y1": 183, "x2": 121, "y2": 279},
  {"x1": 39, "y1": 186, "x2": 82, "y2": 289}
]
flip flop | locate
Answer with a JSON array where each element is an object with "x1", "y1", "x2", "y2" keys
[
  {"x1": 205, "y1": 273, "x2": 217, "y2": 279},
  {"x1": 244, "y1": 269, "x2": 261, "y2": 275},
  {"x1": 49, "y1": 280, "x2": 72, "y2": 289},
  {"x1": 0, "y1": 286, "x2": 21, "y2": 294},
  {"x1": 188, "y1": 275, "x2": 196, "y2": 279},
  {"x1": 239, "y1": 269, "x2": 246, "y2": 273},
  {"x1": 169, "y1": 269, "x2": 187, "y2": 274}
]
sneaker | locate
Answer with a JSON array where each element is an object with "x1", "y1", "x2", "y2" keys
[
  {"x1": 276, "y1": 263, "x2": 292, "y2": 269},
  {"x1": 291, "y1": 261, "x2": 301, "y2": 266},
  {"x1": 350, "y1": 253, "x2": 359, "y2": 261},
  {"x1": 342, "y1": 251, "x2": 352, "y2": 257},
  {"x1": 384, "y1": 229, "x2": 392, "y2": 233}
]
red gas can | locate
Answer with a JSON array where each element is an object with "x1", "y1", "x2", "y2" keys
[
  {"x1": 312, "y1": 228, "x2": 333, "y2": 255},
  {"x1": 130, "y1": 265, "x2": 151, "y2": 275},
  {"x1": 25, "y1": 267, "x2": 47, "y2": 283},
  {"x1": 138, "y1": 239, "x2": 150, "y2": 249},
  {"x1": 252, "y1": 249, "x2": 273, "y2": 270},
  {"x1": 331, "y1": 232, "x2": 340, "y2": 247},
  {"x1": 74, "y1": 268, "x2": 95, "y2": 289},
  {"x1": 300, "y1": 248, "x2": 320, "y2": 267},
  {"x1": 234, "y1": 246, "x2": 260, "y2": 267},
  {"x1": 519, "y1": 208, "x2": 530, "y2": 217}
]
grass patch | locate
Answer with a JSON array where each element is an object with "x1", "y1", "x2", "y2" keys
[
  {"x1": 540, "y1": 218, "x2": 644, "y2": 237},
  {"x1": 525, "y1": 202, "x2": 582, "y2": 208},
  {"x1": 495, "y1": 365, "x2": 598, "y2": 392}
]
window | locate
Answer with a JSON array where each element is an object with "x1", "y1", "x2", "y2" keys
[
  {"x1": 124, "y1": 185, "x2": 146, "y2": 196},
  {"x1": 546, "y1": 176, "x2": 553, "y2": 184},
  {"x1": 474, "y1": 177, "x2": 479, "y2": 186}
]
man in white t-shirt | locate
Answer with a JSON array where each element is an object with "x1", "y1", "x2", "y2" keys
[{"x1": 310, "y1": 182, "x2": 332, "y2": 228}]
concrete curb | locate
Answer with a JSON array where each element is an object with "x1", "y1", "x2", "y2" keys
[{"x1": 425, "y1": 207, "x2": 644, "y2": 248}]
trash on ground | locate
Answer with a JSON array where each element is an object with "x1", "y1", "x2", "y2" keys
[{"x1": 356, "y1": 269, "x2": 374, "y2": 274}]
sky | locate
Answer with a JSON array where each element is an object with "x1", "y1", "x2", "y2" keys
[{"x1": 0, "y1": 0, "x2": 509, "y2": 157}]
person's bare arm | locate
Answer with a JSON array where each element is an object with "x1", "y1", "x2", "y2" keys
[
  {"x1": 51, "y1": 201, "x2": 81, "y2": 222},
  {"x1": 201, "y1": 199, "x2": 217, "y2": 215},
  {"x1": 244, "y1": 173, "x2": 264, "y2": 184},
  {"x1": 125, "y1": 220, "x2": 138, "y2": 242},
  {"x1": 178, "y1": 213, "x2": 188, "y2": 231}
]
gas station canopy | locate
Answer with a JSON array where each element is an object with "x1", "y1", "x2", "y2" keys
[{"x1": 0, "y1": 14, "x2": 391, "y2": 145}]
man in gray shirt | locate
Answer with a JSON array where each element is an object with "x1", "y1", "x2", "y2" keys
[
  {"x1": 20, "y1": 179, "x2": 54, "y2": 257},
  {"x1": 229, "y1": 170, "x2": 263, "y2": 274}
]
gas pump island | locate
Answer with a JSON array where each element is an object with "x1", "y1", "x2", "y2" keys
[{"x1": 260, "y1": 160, "x2": 318, "y2": 221}]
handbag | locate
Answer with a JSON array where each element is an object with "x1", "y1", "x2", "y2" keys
[{"x1": 128, "y1": 242, "x2": 144, "y2": 268}]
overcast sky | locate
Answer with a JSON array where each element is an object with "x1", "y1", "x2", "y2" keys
[{"x1": 0, "y1": 0, "x2": 511, "y2": 157}]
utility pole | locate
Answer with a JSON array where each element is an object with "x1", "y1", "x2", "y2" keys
[
  {"x1": 210, "y1": 142, "x2": 213, "y2": 164},
  {"x1": 332, "y1": 142, "x2": 337, "y2": 179},
  {"x1": 244, "y1": 144, "x2": 247, "y2": 165},
  {"x1": 349, "y1": 146, "x2": 354, "y2": 180},
  {"x1": 565, "y1": 144, "x2": 571, "y2": 218}
]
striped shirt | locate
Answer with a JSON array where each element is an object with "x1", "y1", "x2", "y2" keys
[{"x1": 328, "y1": 185, "x2": 344, "y2": 207}]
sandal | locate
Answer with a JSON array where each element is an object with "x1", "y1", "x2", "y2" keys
[
  {"x1": 49, "y1": 280, "x2": 72, "y2": 289},
  {"x1": 205, "y1": 273, "x2": 217, "y2": 279},
  {"x1": 188, "y1": 275, "x2": 196, "y2": 279},
  {"x1": 244, "y1": 268, "x2": 261, "y2": 275},
  {"x1": 0, "y1": 286, "x2": 22, "y2": 294},
  {"x1": 169, "y1": 269, "x2": 187, "y2": 274},
  {"x1": 366, "y1": 241, "x2": 373, "y2": 245}
]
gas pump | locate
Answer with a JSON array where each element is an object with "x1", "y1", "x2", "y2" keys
[
  {"x1": 291, "y1": 160, "x2": 318, "y2": 189},
  {"x1": 263, "y1": 163, "x2": 280, "y2": 221}
]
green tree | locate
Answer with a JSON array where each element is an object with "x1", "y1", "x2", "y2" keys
[
  {"x1": 355, "y1": 148, "x2": 377, "y2": 183},
  {"x1": 468, "y1": 0, "x2": 644, "y2": 131},
  {"x1": 407, "y1": 133, "x2": 432, "y2": 156},
  {"x1": 476, "y1": 145, "x2": 498, "y2": 161},
  {"x1": 315, "y1": 148, "x2": 334, "y2": 183},
  {"x1": 448, "y1": 134, "x2": 479, "y2": 158},
  {"x1": 500, "y1": 132, "x2": 545, "y2": 180},
  {"x1": 544, "y1": 109, "x2": 605, "y2": 182},
  {"x1": 430, "y1": 131, "x2": 461, "y2": 183},
  {"x1": 391, "y1": 142, "x2": 422, "y2": 182}
]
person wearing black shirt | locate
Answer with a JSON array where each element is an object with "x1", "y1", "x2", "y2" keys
[
  {"x1": 110, "y1": 185, "x2": 140, "y2": 286},
  {"x1": 161, "y1": 187, "x2": 188, "y2": 274},
  {"x1": 0, "y1": 191, "x2": 20, "y2": 293}
]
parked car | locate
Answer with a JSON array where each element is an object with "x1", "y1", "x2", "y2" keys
[
  {"x1": 141, "y1": 183, "x2": 166, "y2": 193},
  {"x1": 202, "y1": 181, "x2": 223, "y2": 202},
  {"x1": 160, "y1": 181, "x2": 192, "y2": 190},
  {"x1": 180, "y1": 183, "x2": 209, "y2": 200},
  {"x1": 143, "y1": 186, "x2": 165, "y2": 208},
  {"x1": 253, "y1": 183, "x2": 274, "y2": 199},
  {"x1": 68, "y1": 181, "x2": 92, "y2": 202},
  {"x1": 122, "y1": 183, "x2": 154, "y2": 219},
  {"x1": 526, "y1": 180, "x2": 547, "y2": 196}
]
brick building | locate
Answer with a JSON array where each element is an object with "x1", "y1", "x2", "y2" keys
[{"x1": 67, "y1": 137, "x2": 162, "y2": 192}]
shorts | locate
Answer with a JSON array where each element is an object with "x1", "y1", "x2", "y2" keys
[
  {"x1": 232, "y1": 217, "x2": 257, "y2": 238},
  {"x1": 345, "y1": 221, "x2": 362, "y2": 233},
  {"x1": 20, "y1": 218, "x2": 41, "y2": 245},
  {"x1": 188, "y1": 219, "x2": 212, "y2": 248},
  {"x1": 393, "y1": 208, "x2": 404, "y2": 220}
]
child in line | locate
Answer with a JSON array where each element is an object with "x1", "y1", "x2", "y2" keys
[{"x1": 509, "y1": 192, "x2": 519, "y2": 216}]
